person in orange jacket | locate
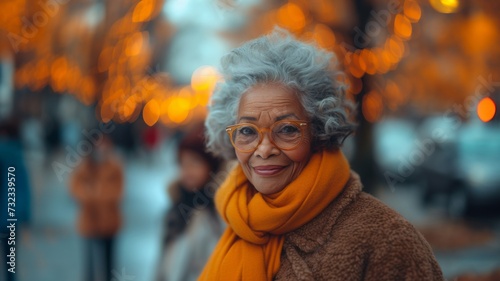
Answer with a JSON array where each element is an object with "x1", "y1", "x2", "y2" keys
[{"x1": 70, "y1": 136, "x2": 123, "y2": 281}]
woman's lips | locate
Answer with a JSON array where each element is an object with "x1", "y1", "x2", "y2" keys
[{"x1": 252, "y1": 165, "x2": 287, "y2": 176}]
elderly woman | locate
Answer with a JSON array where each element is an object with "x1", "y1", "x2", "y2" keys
[{"x1": 199, "y1": 29, "x2": 443, "y2": 281}]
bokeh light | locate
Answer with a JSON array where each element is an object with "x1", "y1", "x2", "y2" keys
[
  {"x1": 191, "y1": 66, "x2": 219, "y2": 93},
  {"x1": 394, "y1": 14, "x2": 412, "y2": 39},
  {"x1": 168, "y1": 97, "x2": 191, "y2": 124},
  {"x1": 404, "y1": 0, "x2": 422, "y2": 22},
  {"x1": 143, "y1": 99, "x2": 161, "y2": 126},
  {"x1": 477, "y1": 97, "x2": 496, "y2": 123},
  {"x1": 430, "y1": 0, "x2": 460, "y2": 14},
  {"x1": 277, "y1": 3, "x2": 306, "y2": 33}
]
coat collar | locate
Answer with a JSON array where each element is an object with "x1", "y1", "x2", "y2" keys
[{"x1": 284, "y1": 171, "x2": 363, "y2": 253}]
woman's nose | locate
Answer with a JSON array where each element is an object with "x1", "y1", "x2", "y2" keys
[{"x1": 254, "y1": 132, "x2": 280, "y2": 159}]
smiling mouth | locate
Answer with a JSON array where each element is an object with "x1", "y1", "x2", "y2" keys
[{"x1": 252, "y1": 165, "x2": 287, "y2": 176}]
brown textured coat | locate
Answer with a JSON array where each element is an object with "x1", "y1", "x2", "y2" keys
[
  {"x1": 274, "y1": 172, "x2": 444, "y2": 281},
  {"x1": 70, "y1": 157, "x2": 124, "y2": 237}
]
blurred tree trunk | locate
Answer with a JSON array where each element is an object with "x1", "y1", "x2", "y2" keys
[{"x1": 350, "y1": 0, "x2": 376, "y2": 194}]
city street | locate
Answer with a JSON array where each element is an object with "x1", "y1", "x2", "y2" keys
[{"x1": 5, "y1": 140, "x2": 499, "y2": 281}]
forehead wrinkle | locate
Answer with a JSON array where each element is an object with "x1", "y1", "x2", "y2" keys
[
  {"x1": 238, "y1": 98, "x2": 297, "y2": 117},
  {"x1": 237, "y1": 83, "x2": 306, "y2": 122},
  {"x1": 241, "y1": 97, "x2": 293, "y2": 108},
  {"x1": 239, "y1": 107, "x2": 296, "y2": 124}
]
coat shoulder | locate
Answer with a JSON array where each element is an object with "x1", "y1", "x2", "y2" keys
[{"x1": 276, "y1": 173, "x2": 444, "y2": 281}]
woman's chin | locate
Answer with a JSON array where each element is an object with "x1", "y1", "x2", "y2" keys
[{"x1": 251, "y1": 178, "x2": 289, "y2": 195}]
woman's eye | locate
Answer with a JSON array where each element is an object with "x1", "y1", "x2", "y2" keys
[
  {"x1": 238, "y1": 126, "x2": 256, "y2": 135},
  {"x1": 279, "y1": 125, "x2": 299, "y2": 134}
]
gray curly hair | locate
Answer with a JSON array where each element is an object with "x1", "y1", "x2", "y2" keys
[{"x1": 205, "y1": 28, "x2": 356, "y2": 160}]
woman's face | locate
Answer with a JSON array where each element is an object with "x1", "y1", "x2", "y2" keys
[
  {"x1": 235, "y1": 83, "x2": 312, "y2": 195},
  {"x1": 179, "y1": 150, "x2": 211, "y2": 192}
]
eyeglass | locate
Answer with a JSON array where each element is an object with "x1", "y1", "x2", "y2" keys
[{"x1": 225, "y1": 120, "x2": 308, "y2": 153}]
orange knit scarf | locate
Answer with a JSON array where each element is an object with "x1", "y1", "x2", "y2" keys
[{"x1": 198, "y1": 149, "x2": 350, "y2": 281}]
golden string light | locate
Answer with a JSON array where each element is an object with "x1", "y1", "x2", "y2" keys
[
  {"x1": 5, "y1": 0, "x2": 495, "y2": 127},
  {"x1": 0, "y1": 0, "x2": 419, "y2": 126},
  {"x1": 2, "y1": 0, "x2": 219, "y2": 127}
]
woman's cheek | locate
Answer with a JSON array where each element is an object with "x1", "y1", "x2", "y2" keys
[
  {"x1": 235, "y1": 150, "x2": 251, "y2": 166},
  {"x1": 285, "y1": 146, "x2": 311, "y2": 163}
]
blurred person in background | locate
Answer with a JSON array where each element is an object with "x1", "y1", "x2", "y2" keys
[
  {"x1": 0, "y1": 117, "x2": 31, "y2": 281},
  {"x1": 70, "y1": 136, "x2": 123, "y2": 281},
  {"x1": 156, "y1": 124, "x2": 225, "y2": 281},
  {"x1": 142, "y1": 124, "x2": 162, "y2": 164},
  {"x1": 199, "y1": 29, "x2": 444, "y2": 280}
]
